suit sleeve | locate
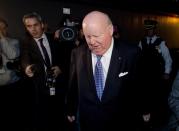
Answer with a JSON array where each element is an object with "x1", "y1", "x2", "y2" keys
[
  {"x1": 66, "y1": 48, "x2": 78, "y2": 116},
  {"x1": 20, "y1": 39, "x2": 32, "y2": 71}
]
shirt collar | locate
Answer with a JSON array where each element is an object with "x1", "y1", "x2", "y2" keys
[
  {"x1": 146, "y1": 35, "x2": 158, "y2": 41},
  {"x1": 34, "y1": 33, "x2": 46, "y2": 42}
]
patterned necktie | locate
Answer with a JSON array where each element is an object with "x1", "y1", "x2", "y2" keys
[
  {"x1": 39, "y1": 38, "x2": 51, "y2": 68},
  {"x1": 94, "y1": 55, "x2": 104, "y2": 100}
]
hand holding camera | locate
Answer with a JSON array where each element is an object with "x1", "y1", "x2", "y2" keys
[{"x1": 51, "y1": 66, "x2": 62, "y2": 78}]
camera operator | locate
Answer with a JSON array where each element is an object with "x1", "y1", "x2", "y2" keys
[
  {"x1": 55, "y1": 14, "x2": 78, "y2": 42},
  {"x1": 21, "y1": 12, "x2": 66, "y2": 131},
  {"x1": 0, "y1": 18, "x2": 23, "y2": 130},
  {"x1": 54, "y1": 15, "x2": 82, "y2": 89}
]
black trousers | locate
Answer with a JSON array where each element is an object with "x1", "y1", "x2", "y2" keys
[
  {"x1": 0, "y1": 79, "x2": 24, "y2": 130},
  {"x1": 23, "y1": 80, "x2": 66, "y2": 131}
]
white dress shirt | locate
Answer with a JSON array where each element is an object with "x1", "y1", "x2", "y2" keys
[
  {"x1": 92, "y1": 38, "x2": 114, "y2": 89},
  {"x1": 34, "y1": 33, "x2": 52, "y2": 67}
]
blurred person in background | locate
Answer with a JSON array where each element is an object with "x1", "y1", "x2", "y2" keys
[
  {"x1": 137, "y1": 19, "x2": 172, "y2": 131},
  {"x1": 0, "y1": 17, "x2": 23, "y2": 130}
]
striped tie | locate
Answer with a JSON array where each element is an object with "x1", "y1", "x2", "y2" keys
[{"x1": 39, "y1": 38, "x2": 51, "y2": 68}]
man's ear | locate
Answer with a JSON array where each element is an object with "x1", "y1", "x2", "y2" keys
[
  {"x1": 41, "y1": 23, "x2": 45, "y2": 30},
  {"x1": 109, "y1": 25, "x2": 114, "y2": 36}
]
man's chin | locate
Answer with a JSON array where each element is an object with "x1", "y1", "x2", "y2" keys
[
  {"x1": 31, "y1": 33, "x2": 42, "y2": 38},
  {"x1": 92, "y1": 50, "x2": 103, "y2": 55}
]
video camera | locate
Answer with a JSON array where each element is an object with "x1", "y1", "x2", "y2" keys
[
  {"x1": 6, "y1": 57, "x2": 22, "y2": 76},
  {"x1": 58, "y1": 8, "x2": 79, "y2": 42}
]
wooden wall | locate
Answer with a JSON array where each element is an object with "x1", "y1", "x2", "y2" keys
[
  {"x1": 1, "y1": 0, "x2": 179, "y2": 48},
  {"x1": 110, "y1": 11, "x2": 179, "y2": 48}
]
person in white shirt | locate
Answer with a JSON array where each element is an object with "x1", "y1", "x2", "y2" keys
[
  {"x1": 0, "y1": 17, "x2": 23, "y2": 130},
  {"x1": 137, "y1": 19, "x2": 173, "y2": 131},
  {"x1": 21, "y1": 12, "x2": 65, "y2": 131}
]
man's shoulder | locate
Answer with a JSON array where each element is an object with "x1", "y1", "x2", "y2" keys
[
  {"x1": 71, "y1": 44, "x2": 89, "y2": 58},
  {"x1": 114, "y1": 41, "x2": 141, "y2": 62},
  {"x1": 73, "y1": 43, "x2": 88, "y2": 51},
  {"x1": 45, "y1": 33, "x2": 54, "y2": 39},
  {"x1": 23, "y1": 35, "x2": 33, "y2": 42},
  {"x1": 115, "y1": 40, "x2": 140, "y2": 53},
  {"x1": 154, "y1": 37, "x2": 165, "y2": 45}
]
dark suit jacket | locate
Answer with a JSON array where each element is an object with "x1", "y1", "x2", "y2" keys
[
  {"x1": 21, "y1": 33, "x2": 66, "y2": 130},
  {"x1": 66, "y1": 39, "x2": 141, "y2": 131},
  {"x1": 21, "y1": 33, "x2": 65, "y2": 96}
]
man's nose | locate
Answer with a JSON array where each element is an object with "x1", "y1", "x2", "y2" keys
[
  {"x1": 31, "y1": 26, "x2": 36, "y2": 31},
  {"x1": 89, "y1": 37, "x2": 95, "y2": 45}
]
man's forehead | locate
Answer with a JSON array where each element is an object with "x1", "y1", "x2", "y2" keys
[{"x1": 83, "y1": 19, "x2": 108, "y2": 30}]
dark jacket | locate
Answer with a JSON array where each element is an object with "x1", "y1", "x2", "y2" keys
[{"x1": 66, "y1": 39, "x2": 141, "y2": 131}]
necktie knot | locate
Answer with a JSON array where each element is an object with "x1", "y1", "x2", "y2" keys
[
  {"x1": 96, "y1": 55, "x2": 102, "y2": 61},
  {"x1": 39, "y1": 38, "x2": 43, "y2": 44}
]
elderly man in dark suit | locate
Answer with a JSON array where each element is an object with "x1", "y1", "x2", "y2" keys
[
  {"x1": 66, "y1": 10, "x2": 141, "y2": 131},
  {"x1": 21, "y1": 12, "x2": 65, "y2": 131}
]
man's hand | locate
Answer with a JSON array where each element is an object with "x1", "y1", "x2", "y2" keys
[
  {"x1": 143, "y1": 113, "x2": 151, "y2": 122},
  {"x1": 51, "y1": 66, "x2": 62, "y2": 78},
  {"x1": 67, "y1": 115, "x2": 75, "y2": 123},
  {"x1": 162, "y1": 73, "x2": 170, "y2": 80},
  {"x1": 54, "y1": 29, "x2": 60, "y2": 39},
  {"x1": 25, "y1": 64, "x2": 35, "y2": 77}
]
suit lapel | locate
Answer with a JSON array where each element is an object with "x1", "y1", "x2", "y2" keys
[
  {"x1": 84, "y1": 47, "x2": 100, "y2": 100},
  {"x1": 45, "y1": 33, "x2": 54, "y2": 64},
  {"x1": 31, "y1": 39, "x2": 45, "y2": 64},
  {"x1": 83, "y1": 42, "x2": 125, "y2": 102},
  {"x1": 102, "y1": 42, "x2": 123, "y2": 101},
  {"x1": 32, "y1": 34, "x2": 54, "y2": 66},
  {"x1": 85, "y1": 48, "x2": 96, "y2": 89}
]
